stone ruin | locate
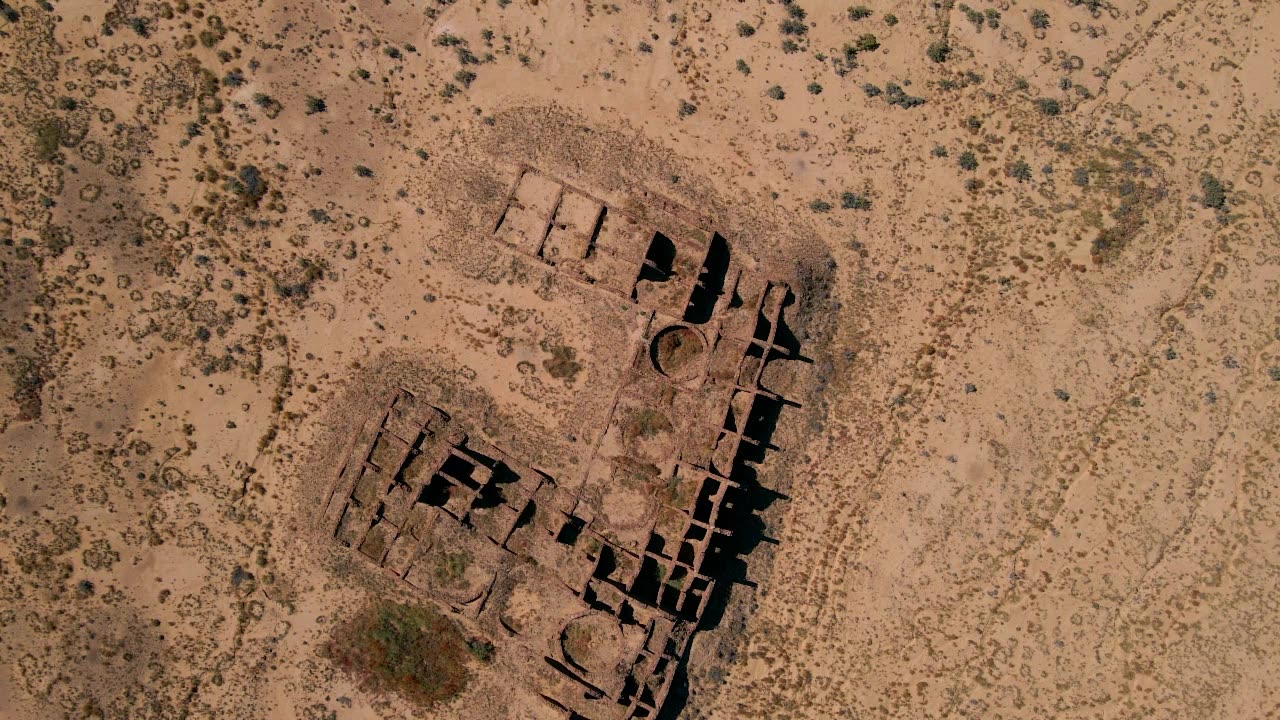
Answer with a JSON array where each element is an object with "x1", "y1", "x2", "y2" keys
[{"x1": 323, "y1": 166, "x2": 804, "y2": 719}]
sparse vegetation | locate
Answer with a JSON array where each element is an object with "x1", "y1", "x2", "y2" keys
[
  {"x1": 959, "y1": 151, "x2": 979, "y2": 171},
  {"x1": 736, "y1": 20, "x2": 756, "y2": 37},
  {"x1": 304, "y1": 96, "x2": 327, "y2": 114},
  {"x1": 328, "y1": 601, "x2": 474, "y2": 709},
  {"x1": 809, "y1": 199, "x2": 833, "y2": 213},
  {"x1": 1030, "y1": 9, "x2": 1051, "y2": 29},
  {"x1": 767, "y1": 85, "x2": 786, "y2": 100},
  {"x1": 807, "y1": 82, "x2": 823, "y2": 95},
  {"x1": 736, "y1": 59, "x2": 751, "y2": 75},
  {"x1": 31, "y1": 118, "x2": 66, "y2": 163},
  {"x1": 678, "y1": 99, "x2": 697, "y2": 118}
]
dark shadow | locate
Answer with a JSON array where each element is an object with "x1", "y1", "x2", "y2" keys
[
  {"x1": 592, "y1": 544, "x2": 619, "y2": 580},
  {"x1": 636, "y1": 231, "x2": 676, "y2": 289},
  {"x1": 629, "y1": 555, "x2": 665, "y2": 604},
  {"x1": 556, "y1": 516, "x2": 585, "y2": 545},
  {"x1": 440, "y1": 454, "x2": 477, "y2": 487},
  {"x1": 683, "y1": 233, "x2": 731, "y2": 325},
  {"x1": 417, "y1": 474, "x2": 453, "y2": 506},
  {"x1": 583, "y1": 206, "x2": 606, "y2": 260},
  {"x1": 511, "y1": 499, "x2": 537, "y2": 533}
]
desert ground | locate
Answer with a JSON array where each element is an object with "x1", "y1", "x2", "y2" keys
[{"x1": 2, "y1": 0, "x2": 1279, "y2": 718}]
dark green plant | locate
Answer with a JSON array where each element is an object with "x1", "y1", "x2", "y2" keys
[
  {"x1": 766, "y1": 85, "x2": 786, "y2": 100},
  {"x1": 841, "y1": 192, "x2": 871, "y2": 210},
  {"x1": 1035, "y1": 97, "x2": 1062, "y2": 116},
  {"x1": 848, "y1": 5, "x2": 872, "y2": 20},
  {"x1": 809, "y1": 199, "x2": 833, "y2": 213},
  {"x1": 1008, "y1": 159, "x2": 1032, "y2": 182},
  {"x1": 958, "y1": 151, "x2": 978, "y2": 171},
  {"x1": 780, "y1": 18, "x2": 807, "y2": 36},
  {"x1": 1199, "y1": 173, "x2": 1226, "y2": 209},
  {"x1": 927, "y1": 40, "x2": 950, "y2": 63},
  {"x1": 885, "y1": 83, "x2": 925, "y2": 108},
  {"x1": 678, "y1": 100, "x2": 697, "y2": 118},
  {"x1": 854, "y1": 33, "x2": 880, "y2": 52},
  {"x1": 1030, "y1": 9, "x2": 1050, "y2": 29},
  {"x1": 354, "y1": 165, "x2": 374, "y2": 177},
  {"x1": 736, "y1": 20, "x2": 756, "y2": 37},
  {"x1": 736, "y1": 59, "x2": 751, "y2": 75},
  {"x1": 304, "y1": 96, "x2": 327, "y2": 114},
  {"x1": 884, "y1": 13, "x2": 898, "y2": 25},
  {"x1": 807, "y1": 82, "x2": 823, "y2": 95}
]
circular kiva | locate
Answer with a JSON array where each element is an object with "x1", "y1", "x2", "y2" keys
[
  {"x1": 649, "y1": 325, "x2": 707, "y2": 379},
  {"x1": 561, "y1": 612, "x2": 626, "y2": 676}
]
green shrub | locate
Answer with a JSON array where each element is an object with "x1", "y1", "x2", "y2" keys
[
  {"x1": 885, "y1": 83, "x2": 925, "y2": 108},
  {"x1": 736, "y1": 20, "x2": 756, "y2": 37},
  {"x1": 807, "y1": 82, "x2": 823, "y2": 95},
  {"x1": 780, "y1": 18, "x2": 807, "y2": 35},
  {"x1": 1008, "y1": 159, "x2": 1032, "y2": 183},
  {"x1": 809, "y1": 199, "x2": 833, "y2": 213},
  {"x1": 958, "y1": 151, "x2": 978, "y2": 171},
  {"x1": 1030, "y1": 9, "x2": 1050, "y2": 29},
  {"x1": 854, "y1": 33, "x2": 880, "y2": 52},
  {"x1": 736, "y1": 59, "x2": 751, "y2": 75},
  {"x1": 1035, "y1": 97, "x2": 1062, "y2": 116},
  {"x1": 304, "y1": 96, "x2": 327, "y2": 114},
  {"x1": 884, "y1": 13, "x2": 898, "y2": 26},
  {"x1": 678, "y1": 99, "x2": 697, "y2": 118},
  {"x1": 841, "y1": 192, "x2": 871, "y2": 210},
  {"x1": 848, "y1": 5, "x2": 872, "y2": 20},
  {"x1": 1199, "y1": 173, "x2": 1226, "y2": 209},
  {"x1": 926, "y1": 40, "x2": 950, "y2": 63},
  {"x1": 354, "y1": 165, "x2": 374, "y2": 177},
  {"x1": 766, "y1": 85, "x2": 786, "y2": 100}
]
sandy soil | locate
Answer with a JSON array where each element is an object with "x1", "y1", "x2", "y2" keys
[{"x1": 2, "y1": 0, "x2": 1279, "y2": 718}]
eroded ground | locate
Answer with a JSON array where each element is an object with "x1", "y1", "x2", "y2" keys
[{"x1": 2, "y1": 0, "x2": 1279, "y2": 719}]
